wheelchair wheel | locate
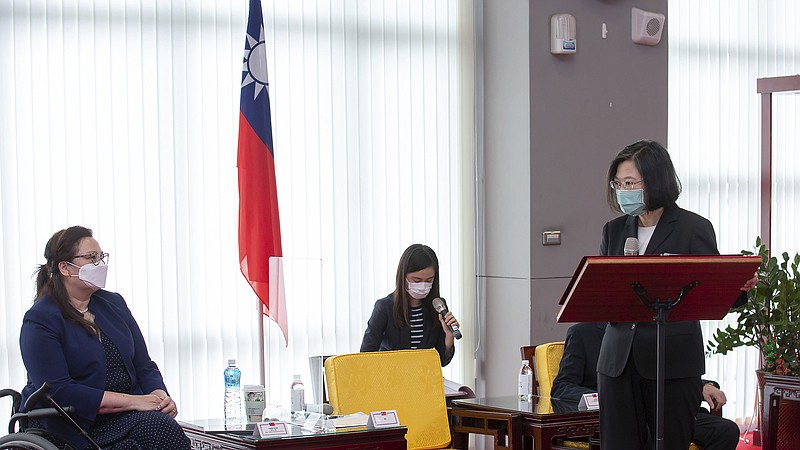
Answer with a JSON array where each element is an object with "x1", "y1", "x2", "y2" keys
[{"x1": 0, "y1": 432, "x2": 60, "y2": 450}]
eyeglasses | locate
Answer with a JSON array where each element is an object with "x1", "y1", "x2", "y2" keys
[
  {"x1": 610, "y1": 179, "x2": 644, "y2": 190},
  {"x1": 72, "y1": 252, "x2": 110, "y2": 266}
]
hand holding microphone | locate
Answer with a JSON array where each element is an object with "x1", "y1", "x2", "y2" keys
[{"x1": 432, "y1": 297, "x2": 462, "y2": 340}]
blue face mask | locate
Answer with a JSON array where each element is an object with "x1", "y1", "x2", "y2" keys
[{"x1": 616, "y1": 189, "x2": 646, "y2": 216}]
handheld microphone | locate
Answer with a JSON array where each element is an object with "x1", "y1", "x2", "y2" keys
[
  {"x1": 431, "y1": 297, "x2": 463, "y2": 340},
  {"x1": 624, "y1": 237, "x2": 639, "y2": 256}
]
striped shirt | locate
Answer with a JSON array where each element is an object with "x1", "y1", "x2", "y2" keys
[{"x1": 409, "y1": 306, "x2": 424, "y2": 349}]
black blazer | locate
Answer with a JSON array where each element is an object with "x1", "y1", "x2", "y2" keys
[
  {"x1": 551, "y1": 322, "x2": 606, "y2": 402},
  {"x1": 360, "y1": 293, "x2": 455, "y2": 367},
  {"x1": 596, "y1": 204, "x2": 743, "y2": 380}
]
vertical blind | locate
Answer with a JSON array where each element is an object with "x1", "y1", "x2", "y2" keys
[
  {"x1": 0, "y1": 0, "x2": 476, "y2": 427},
  {"x1": 669, "y1": 0, "x2": 799, "y2": 425}
]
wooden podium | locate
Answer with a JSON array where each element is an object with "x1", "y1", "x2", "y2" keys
[{"x1": 557, "y1": 254, "x2": 761, "y2": 450}]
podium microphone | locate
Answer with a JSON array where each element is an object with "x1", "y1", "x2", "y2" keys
[
  {"x1": 432, "y1": 297, "x2": 463, "y2": 340},
  {"x1": 624, "y1": 237, "x2": 639, "y2": 256}
]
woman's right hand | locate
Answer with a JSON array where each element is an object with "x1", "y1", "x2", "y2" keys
[
  {"x1": 132, "y1": 393, "x2": 165, "y2": 412},
  {"x1": 151, "y1": 389, "x2": 178, "y2": 417}
]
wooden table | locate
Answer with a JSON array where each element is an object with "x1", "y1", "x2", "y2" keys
[
  {"x1": 762, "y1": 373, "x2": 800, "y2": 450},
  {"x1": 450, "y1": 395, "x2": 599, "y2": 450},
  {"x1": 179, "y1": 419, "x2": 407, "y2": 449}
]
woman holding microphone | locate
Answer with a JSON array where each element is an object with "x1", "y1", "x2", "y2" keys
[{"x1": 360, "y1": 244, "x2": 460, "y2": 366}]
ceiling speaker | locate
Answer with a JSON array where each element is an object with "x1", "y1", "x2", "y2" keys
[{"x1": 631, "y1": 7, "x2": 665, "y2": 46}]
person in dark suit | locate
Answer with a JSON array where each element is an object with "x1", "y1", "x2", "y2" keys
[
  {"x1": 551, "y1": 322, "x2": 607, "y2": 403},
  {"x1": 20, "y1": 226, "x2": 189, "y2": 450},
  {"x1": 597, "y1": 140, "x2": 756, "y2": 449},
  {"x1": 360, "y1": 244, "x2": 459, "y2": 366},
  {"x1": 552, "y1": 322, "x2": 740, "y2": 450}
]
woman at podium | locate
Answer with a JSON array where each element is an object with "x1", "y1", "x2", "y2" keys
[
  {"x1": 597, "y1": 140, "x2": 755, "y2": 450},
  {"x1": 360, "y1": 244, "x2": 460, "y2": 366}
]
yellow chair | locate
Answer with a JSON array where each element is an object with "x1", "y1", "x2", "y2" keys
[
  {"x1": 521, "y1": 341, "x2": 565, "y2": 411},
  {"x1": 532, "y1": 341, "x2": 564, "y2": 398},
  {"x1": 324, "y1": 349, "x2": 451, "y2": 450},
  {"x1": 520, "y1": 342, "x2": 565, "y2": 398}
]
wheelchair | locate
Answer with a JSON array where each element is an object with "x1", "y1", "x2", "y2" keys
[{"x1": 0, "y1": 383, "x2": 101, "y2": 450}]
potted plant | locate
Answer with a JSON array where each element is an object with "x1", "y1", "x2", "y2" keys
[{"x1": 706, "y1": 237, "x2": 800, "y2": 375}]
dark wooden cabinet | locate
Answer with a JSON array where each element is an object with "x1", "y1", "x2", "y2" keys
[
  {"x1": 450, "y1": 396, "x2": 598, "y2": 450},
  {"x1": 762, "y1": 374, "x2": 800, "y2": 450},
  {"x1": 180, "y1": 422, "x2": 407, "y2": 450}
]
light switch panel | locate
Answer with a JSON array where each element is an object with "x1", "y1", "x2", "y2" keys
[{"x1": 542, "y1": 231, "x2": 561, "y2": 246}]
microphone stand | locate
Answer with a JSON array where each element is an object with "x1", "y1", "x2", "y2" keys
[{"x1": 630, "y1": 280, "x2": 700, "y2": 450}]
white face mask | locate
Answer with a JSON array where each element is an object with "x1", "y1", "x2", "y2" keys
[
  {"x1": 67, "y1": 261, "x2": 108, "y2": 290},
  {"x1": 407, "y1": 281, "x2": 433, "y2": 300}
]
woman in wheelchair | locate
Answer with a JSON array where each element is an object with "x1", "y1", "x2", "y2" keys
[{"x1": 17, "y1": 226, "x2": 189, "y2": 449}]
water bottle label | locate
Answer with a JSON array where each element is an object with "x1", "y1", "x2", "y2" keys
[
  {"x1": 291, "y1": 388, "x2": 305, "y2": 413},
  {"x1": 518, "y1": 373, "x2": 533, "y2": 398},
  {"x1": 225, "y1": 367, "x2": 241, "y2": 388}
]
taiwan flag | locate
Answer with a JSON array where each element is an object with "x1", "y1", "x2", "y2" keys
[{"x1": 238, "y1": 0, "x2": 288, "y2": 344}]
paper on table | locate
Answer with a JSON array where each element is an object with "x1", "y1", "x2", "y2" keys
[
  {"x1": 329, "y1": 412, "x2": 369, "y2": 428},
  {"x1": 443, "y1": 378, "x2": 475, "y2": 398}
]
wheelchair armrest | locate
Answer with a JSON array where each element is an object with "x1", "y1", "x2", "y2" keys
[
  {"x1": 0, "y1": 388, "x2": 22, "y2": 417},
  {"x1": 26, "y1": 406, "x2": 76, "y2": 420},
  {"x1": 23, "y1": 382, "x2": 52, "y2": 413},
  {"x1": 8, "y1": 406, "x2": 76, "y2": 434}
]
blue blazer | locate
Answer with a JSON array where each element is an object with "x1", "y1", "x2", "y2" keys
[
  {"x1": 360, "y1": 293, "x2": 455, "y2": 367},
  {"x1": 20, "y1": 290, "x2": 167, "y2": 449}
]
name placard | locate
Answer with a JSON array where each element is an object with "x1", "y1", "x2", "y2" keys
[
  {"x1": 578, "y1": 392, "x2": 600, "y2": 411},
  {"x1": 367, "y1": 410, "x2": 400, "y2": 429},
  {"x1": 253, "y1": 421, "x2": 289, "y2": 438}
]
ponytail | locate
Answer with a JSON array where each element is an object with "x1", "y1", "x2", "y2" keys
[{"x1": 37, "y1": 226, "x2": 100, "y2": 336}]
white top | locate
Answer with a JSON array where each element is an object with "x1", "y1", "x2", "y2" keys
[{"x1": 637, "y1": 225, "x2": 656, "y2": 254}]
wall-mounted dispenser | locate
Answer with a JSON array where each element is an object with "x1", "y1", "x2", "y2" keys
[
  {"x1": 550, "y1": 13, "x2": 576, "y2": 54},
  {"x1": 631, "y1": 7, "x2": 665, "y2": 46}
]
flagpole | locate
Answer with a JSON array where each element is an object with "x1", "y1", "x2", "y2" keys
[
  {"x1": 258, "y1": 298, "x2": 266, "y2": 387},
  {"x1": 240, "y1": 0, "x2": 285, "y2": 390}
]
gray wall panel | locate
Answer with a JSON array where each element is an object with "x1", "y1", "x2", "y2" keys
[
  {"x1": 482, "y1": 0, "x2": 668, "y2": 396},
  {"x1": 528, "y1": 1, "x2": 668, "y2": 344}
]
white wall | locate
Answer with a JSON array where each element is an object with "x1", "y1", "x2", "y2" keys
[{"x1": 480, "y1": 0, "x2": 532, "y2": 398}]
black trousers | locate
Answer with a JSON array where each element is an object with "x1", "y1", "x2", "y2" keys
[
  {"x1": 692, "y1": 409, "x2": 740, "y2": 450},
  {"x1": 598, "y1": 356, "x2": 702, "y2": 450}
]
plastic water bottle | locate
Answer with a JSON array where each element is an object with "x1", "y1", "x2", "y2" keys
[
  {"x1": 224, "y1": 359, "x2": 242, "y2": 425},
  {"x1": 290, "y1": 374, "x2": 305, "y2": 418},
  {"x1": 518, "y1": 360, "x2": 533, "y2": 400}
]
